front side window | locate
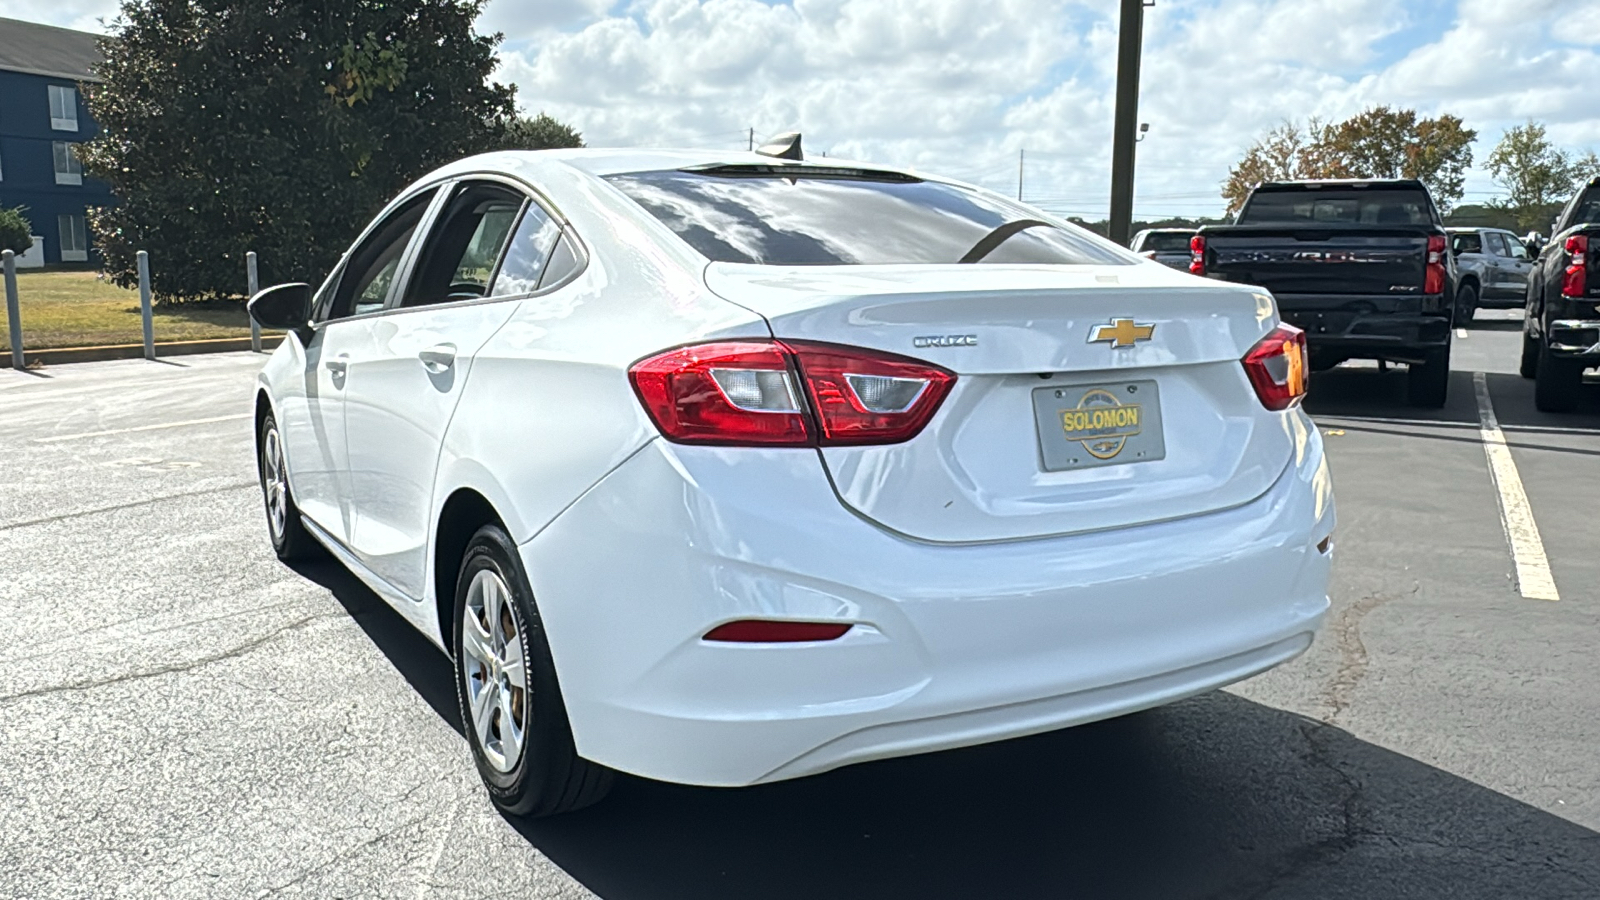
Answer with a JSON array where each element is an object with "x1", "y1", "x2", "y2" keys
[
  {"x1": 605, "y1": 168, "x2": 1131, "y2": 266},
  {"x1": 48, "y1": 85, "x2": 78, "y2": 131},
  {"x1": 489, "y1": 203, "x2": 564, "y2": 296},
  {"x1": 58, "y1": 214, "x2": 86, "y2": 261},
  {"x1": 53, "y1": 142, "x2": 82, "y2": 185},
  {"x1": 325, "y1": 189, "x2": 436, "y2": 321},
  {"x1": 401, "y1": 182, "x2": 524, "y2": 308}
]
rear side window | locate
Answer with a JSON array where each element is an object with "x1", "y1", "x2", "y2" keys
[
  {"x1": 1571, "y1": 195, "x2": 1600, "y2": 227},
  {"x1": 1484, "y1": 232, "x2": 1510, "y2": 256},
  {"x1": 402, "y1": 182, "x2": 524, "y2": 307},
  {"x1": 1452, "y1": 232, "x2": 1482, "y2": 255},
  {"x1": 604, "y1": 169, "x2": 1130, "y2": 266},
  {"x1": 490, "y1": 203, "x2": 564, "y2": 296},
  {"x1": 1239, "y1": 189, "x2": 1434, "y2": 226}
]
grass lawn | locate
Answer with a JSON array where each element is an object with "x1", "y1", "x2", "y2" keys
[{"x1": 1, "y1": 270, "x2": 271, "y2": 350}]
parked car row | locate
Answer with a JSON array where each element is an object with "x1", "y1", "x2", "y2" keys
[{"x1": 1132, "y1": 177, "x2": 1598, "y2": 412}]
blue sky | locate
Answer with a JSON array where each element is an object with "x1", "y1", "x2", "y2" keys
[{"x1": 5, "y1": 0, "x2": 1598, "y2": 219}]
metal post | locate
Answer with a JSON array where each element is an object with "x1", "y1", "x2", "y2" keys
[
  {"x1": 246, "y1": 251, "x2": 261, "y2": 352},
  {"x1": 3, "y1": 250, "x2": 22, "y2": 369},
  {"x1": 1017, "y1": 149, "x2": 1025, "y2": 201},
  {"x1": 137, "y1": 250, "x2": 154, "y2": 360},
  {"x1": 1108, "y1": 0, "x2": 1146, "y2": 246}
]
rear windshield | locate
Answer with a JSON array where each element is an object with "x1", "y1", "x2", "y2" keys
[
  {"x1": 1239, "y1": 189, "x2": 1435, "y2": 226},
  {"x1": 1571, "y1": 193, "x2": 1600, "y2": 226},
  {"x1": 604, "y1": 169, "x2": 1131, "y2": 266},
  {"x1": 1142, "y1": 232, "x2": 1193, "y2": 252}
]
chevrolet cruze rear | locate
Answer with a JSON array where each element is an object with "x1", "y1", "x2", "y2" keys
[{"x1": 251, "y1": 147, "x2": 1333, "y2": 816}]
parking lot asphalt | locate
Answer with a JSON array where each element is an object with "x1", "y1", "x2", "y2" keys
[{"x1": 2, "y1": 312, "x2": 1598, "y2": 899}]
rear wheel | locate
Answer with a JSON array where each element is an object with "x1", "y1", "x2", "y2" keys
[
  {"x1": 452, "y1": 524, "x2": 613, "y2": 817},
  {"x1": 1519, "y1": 328, "x2": 1539, "y2": 379},
  {"x1": 1534, "y1": 343, "x2": 1582, "y2": 413},
  {"x1": 1455, "y1": 284, "x2": 1478, "y2": 326},
  {"x1": 1406, "y1": 348, "x2": 1450, "y2": 408},
  {"x1": 257, "y1": 412, "x2": 320, "y2": 562}
]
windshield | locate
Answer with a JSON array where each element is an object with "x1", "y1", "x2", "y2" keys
[
  {"x1": 1142, "y1": 232, "x2": 1194, "y2": 252},
  {"x1": 1239, "y1": 189, "x2": 1435, "y2": 226},
  {"x1": 605, "y1": 169, "x2": 1132, "y2": 266}
]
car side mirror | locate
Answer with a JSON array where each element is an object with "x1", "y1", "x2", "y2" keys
[
  {"x1": 248, "y1": 283, "x2": 313, "y2": 340},
  {"x1": 1529, "y1": 245, "x2": 1541, "y2": 261}
]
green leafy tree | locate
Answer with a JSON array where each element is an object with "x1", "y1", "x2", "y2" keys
[
  {"x1": 497, "y1": 113, "x2": 584, "y2": 151},
  {"x1": 1485, "y1": 122, "x2": 1600, "y2": 232},
  {"x1": 80, "y1": 0, "x2": 522, "y2": 302},
  {"x1": 0, "y1": 207, "x2": 32, "y2": 255},
  {"x1": 1223, "y1": 108, "x2": 1476, "y2": 214}
]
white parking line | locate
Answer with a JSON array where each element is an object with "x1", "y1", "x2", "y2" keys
[
  {"x1": 1472, "y1": 372, "x2": 1559, "y2": 601},
  {"x1": 1456, "y1": 327, "x2": 1470, "y2": 338},
  {"x1": 33, "y1": 413, "x2": 251, "y2": 443}
]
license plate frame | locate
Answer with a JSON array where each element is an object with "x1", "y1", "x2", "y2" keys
[{"x1": 1032, "y1": 379, "x2": 1165, "y2": 472}]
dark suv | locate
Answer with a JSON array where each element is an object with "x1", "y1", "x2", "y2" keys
[{"x1": 1521, "y1": 177, "x2": 1600, "y2": 411}]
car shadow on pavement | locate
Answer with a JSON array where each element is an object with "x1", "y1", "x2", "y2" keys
[
  {"x1": 1307, "y1": 367, "x2": 1600, "y2": 429},
  {"x1": 295, "y1": 557, "x2": 1600, "y2": 899}
]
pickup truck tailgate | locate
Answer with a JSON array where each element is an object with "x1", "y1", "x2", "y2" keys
[{"x1": 1204, "y1": 227, "x2": 1430, "y2": 296}]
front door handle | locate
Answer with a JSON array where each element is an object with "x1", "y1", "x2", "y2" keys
[
  {"x1": 419, "y1": 343, "x2": 457, "y2": 373},
  {"x1": 325, "y1": 355, "x2": 349, "y2": 375}
]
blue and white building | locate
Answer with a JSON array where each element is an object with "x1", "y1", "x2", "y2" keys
[{"x1": 0, "y1": 17, "x2": 114, "y2": 267}]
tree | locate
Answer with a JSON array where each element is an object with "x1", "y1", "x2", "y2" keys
[
  {"x1": 497, "y1": 113, "x2": 584, "y2": 151},
  {"x1": 0, "y1": 207, "x2": 32, "y2": 256},
  {"x1": 80, "y1": 0, "x2": 522, "y2": 302},
  {"x1": 1486, "y1": 122, "x2": 1577, "y2": 212},
  {"x1": 1222, "y1": 108, "x2": 1477, "y2": 214}
]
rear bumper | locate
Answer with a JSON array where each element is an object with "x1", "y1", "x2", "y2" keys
[
  {"x1": 1547, "y1": 319, "x2": 1600, "y2": 361},
  {"x1": 521, "y1": 425, "x2": 1335, "y2": 787},
  {"x1": 1277, "y1": 295, "x2": 1451, "y2": 361}
]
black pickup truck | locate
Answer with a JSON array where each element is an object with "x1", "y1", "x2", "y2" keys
[
  {"x1": 1520, "y1": 176, "x2": 1600, "y2": 412},
  {"x1": 1193, "y1": 179, "x2": 1456, "y2": 406}
]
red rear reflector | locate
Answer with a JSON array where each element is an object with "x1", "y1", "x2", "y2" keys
[
  {"x1": 1424, "y1": 234, "x2": 1447, "y2": 296},
  {"x1": 703, "y1": 620, "x2": 853, "y2": 643},
  {"x1": 1563, "y1": 234, "x2": 1589, "y2": 298},
  {"x1": 1242, "y1": 324, "x2": 1308, "y2": 410},
  {"x1": 630, "y1": 340, "x2": 954, "y2": 447},
  {"x1": 1189, "y1": 234, "x2": 1207, "y2": 275}
]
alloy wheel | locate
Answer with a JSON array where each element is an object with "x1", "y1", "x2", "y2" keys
[
  {"x1": 461, "y1": 569, "x2": 529, "y2": 773},
  {"x1": 262, "y1": 426, "x2": 288, "y2": 543}
]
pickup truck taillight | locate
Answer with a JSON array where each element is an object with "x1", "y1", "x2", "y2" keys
[
  {"x1": 1562, "y1": 234, "x2": 1589, "y2": 298},
  {"x1": 1189, "y1": 235, "x2": 1206, "y2": 275},
  {"x1": 1242, "y1": 324, "x2": 1308, "y2": 411},
  {"x1": 1424, "y1": 234, "x2": 1447, "y2": 295}
]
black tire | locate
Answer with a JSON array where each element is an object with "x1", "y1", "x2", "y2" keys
[
  {"x1": 1406, "y1": 348, "x2": 1450, "y2": 408},
  {"x1": 1519, "y1": 328, "x2": 1539, "y2": 379},
  {"x1": 452, "y1": 524, "x2": 613, "y2": 817},
  {"x1": 1455, "y1": 284, "x2": 1478, "y2": 326},
  {"x1": 257, "y1": 412, "x2": 321, "y2": 562},
  {"x1": 1534, "y1": 342, "x2": 1582, "y2": 413}
]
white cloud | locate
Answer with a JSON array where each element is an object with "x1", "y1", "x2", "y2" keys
[{"x1": 4, "y1": 0, "x2": 1597, "y2": 218}]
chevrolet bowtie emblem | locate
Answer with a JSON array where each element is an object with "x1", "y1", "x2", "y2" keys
[{"x1": 1089, "y1": 318, "x2": 1155, "y2": 348}]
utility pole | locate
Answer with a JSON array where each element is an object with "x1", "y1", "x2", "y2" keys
[
  {"x1": 1018, "y1": 149, "x2": 1025, "y2": 201},
  {"x1": 1108, "y1": 0, "x2": 1147, "y2": 246}
]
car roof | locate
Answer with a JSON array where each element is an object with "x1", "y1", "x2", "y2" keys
[{"x1": 432, "y1": 147, "x2": 921, "y2": 181}]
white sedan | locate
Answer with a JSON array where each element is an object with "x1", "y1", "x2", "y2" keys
[{"x1": 249, "y1": 146, "x2": 1334, "y2": 817}]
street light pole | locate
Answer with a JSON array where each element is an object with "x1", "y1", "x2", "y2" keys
[{"x1": 1108, "y1": 0, "x2": 1147, "y2": 246}]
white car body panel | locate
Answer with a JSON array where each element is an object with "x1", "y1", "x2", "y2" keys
[{"x1": 255, "y1": 147, "x2": 1334, "y2": 789}]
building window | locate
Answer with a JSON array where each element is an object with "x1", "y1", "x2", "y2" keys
[
  {"x1": 49, "y1": 85, "x2": 79, "y2": 131},
  {"x1": 59, "y1": 214, "x2": 87, "y2": 262},
  {"x1": 53, "y1": 142, "x2": 83, "y2": 185}
]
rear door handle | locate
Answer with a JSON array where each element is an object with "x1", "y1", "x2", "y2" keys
[
  {"x1": 325, "y1": 355, "x2": 349, "y2": 375},
  {"x1": 419, "y1": 343, "x2": 457, "y2": 373}
]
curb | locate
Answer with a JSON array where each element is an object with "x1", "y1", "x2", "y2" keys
[{"x1": 0, "y1": 335, "x2": 283, "y2": 369}]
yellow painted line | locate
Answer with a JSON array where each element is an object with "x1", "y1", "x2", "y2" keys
[
  {"x1": 1473, "y1": 372, "x2": 1558, "y2": 601},
  {"x1": 33, "y1": 413, "x2": 251, "y2": 443}
]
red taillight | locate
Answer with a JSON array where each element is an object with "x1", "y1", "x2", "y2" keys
[
  {"x1": 1424, "y1": 233, "x2": 1447, "y2": 296},
  {"x1": 1189, "y1": 234, "x2": 1207, "y2": 275},
  {"x1": 703, "y1": 620, "x2": 853, "y2": 643},
  {"x1": 629, "y1": 340, "x2": 955, "y2": 447},
  {"x1": 1242, "y1": 324, "x2": 1308, "y2": 410},
  {"x1": 1563, "y1": 234, "x2": 1589, "y2": 298}
]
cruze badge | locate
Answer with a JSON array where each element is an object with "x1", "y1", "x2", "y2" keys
[
  {"x1": 913, "y1": 334, "x2": 978, "y2": 348},
  {"x1": 1088, "y1": 318, "x2": 1155, "y2": 348}
]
